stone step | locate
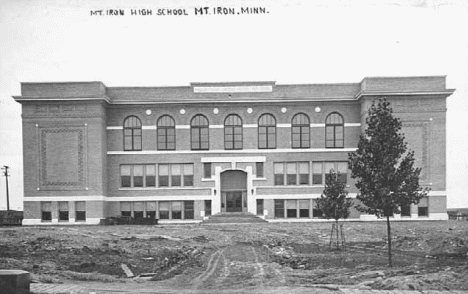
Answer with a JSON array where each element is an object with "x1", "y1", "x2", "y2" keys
[{"x1": 202, "y1": 213, "x2": 267, "y2": 224}]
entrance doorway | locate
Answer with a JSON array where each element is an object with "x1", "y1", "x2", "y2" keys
[
  {"x1": 220, "y1": 170, "x2": 247, "y2": 213},
  {"x1": 225, "y1": 191, "x2": 243, "y2": 212}
]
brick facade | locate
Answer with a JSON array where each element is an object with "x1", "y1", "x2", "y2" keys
[{"x1": 14, "y1": 77, "x2": 454, "y2": 224}]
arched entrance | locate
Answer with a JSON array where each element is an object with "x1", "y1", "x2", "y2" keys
[{"x1": 220, "y1": 170, "x2": 247, "y2": 212}]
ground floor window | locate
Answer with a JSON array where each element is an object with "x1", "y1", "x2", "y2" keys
[
  {"x1": 58, "y1": 202, "x2": 69, "y2": 222},
  {"x1": 205, "y1": 200, "x2": 212, "y2": 216},
  {"x1": 133, "y1": 202, "x2": 144, "y2": 220},
  {"x1": 41, "y1": 202, "x2": 52, "y2": 222},
  {"x1": 312, "y1": 199, "x2": 323, "y2": 218},
  {"x1": 274, "y1": 200, "x2": 284, "y2": 218},
  {"x1": 120, "y1": 201, "x2": 194, "y2": 220},
  {"x1": 257, "y1": 199, "x2": 264, "y2": 215},
  {"x1": 75, "y1": 201, "x2": 86, "y2": 221},
  {"x1": 418, "y1": 197, "x2": 429, "y2": 217},
  {"x1": 274, "y1": 162, "x2": 310, "y2": 186},
  {"x1": 121, "y1": 202, "x2": 132, "y2": 217},
  {"x1": 184, "y1": 201, "x2": 194, "y2": 219},
  {"x1": 401, "y1": 204, "x2": 411, "y2": 217},
  {"x1": 312, "y1": 161, "x2": 348, "y2": 185},
  {"x1": 146, "y1": 202, "x2": 156, "y2": 219},
  {"x1": 275, "y1": 199, "x2": 311, "y2": 218}
]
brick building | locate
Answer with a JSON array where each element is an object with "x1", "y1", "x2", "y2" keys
[{"x1": 13, "y1": 76, "x2": 454, "y2": 224}]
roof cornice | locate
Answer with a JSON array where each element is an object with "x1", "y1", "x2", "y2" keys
[{"x1": 13, "y1": 96, "x2": 111, "y2": 104}]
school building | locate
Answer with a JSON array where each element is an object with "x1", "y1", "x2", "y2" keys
[{"x1": 13, "y1": 76, "x2": 454, "y2": 224}]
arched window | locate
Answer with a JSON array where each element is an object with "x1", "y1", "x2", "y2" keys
[
  {"x1": 123, "y1": 116, "x2": 142, "y2": 151},
  {"x1": 258, "y1": 114, "x2": 276, "y2": 149},
  {"x1": 325, "y1": 112, "x2": 344, "y2": 148},
  {"x1": 157, "y1": 115, "x2": 176, "y2": 150},
  {"x1": 191, "y1": 115, "x2": 209, "y2": 150},
  {"x1": 224, "y1": 114, "x2": 243, "y2": 150},
  {"x1": 292, "y1": 113, "x2": 310, "y2": 148}
]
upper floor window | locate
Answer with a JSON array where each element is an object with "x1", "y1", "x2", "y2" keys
[
  {"x1": 224, "y1": 114, "x2": 243, "y2": 150},
  {"x1": 191, "y1": 115, "x2": 209, "y2": 150},
  {"x1": 325, "y1": 112, "x2": 344, "y2": 148},
  {"x1": 124, "y1": 116, "x2": 142, "y2": 151},
  {"x1": 258, "y1": 114, "x2": 276, "y2": 149},
  {"x1": 292, "y1": 113, "x2": 310, "y2": 148},
  {"x1": 157, "y1": 115, "x2": 176, "y2": 150}
]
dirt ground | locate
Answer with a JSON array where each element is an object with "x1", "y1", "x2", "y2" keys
[{"x1": 1, "y1": 221, "x2": 468, "y2": 293}]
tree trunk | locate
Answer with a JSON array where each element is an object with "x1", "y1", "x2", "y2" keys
[{"x1": 386, "y1": 215, "x2": 393, "y2": 267}]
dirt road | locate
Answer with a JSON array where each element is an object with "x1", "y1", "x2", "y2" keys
[{"x1": 1, "y1": 221, "x2": 468, "y2": 293}]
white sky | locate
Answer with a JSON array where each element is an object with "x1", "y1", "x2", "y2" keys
[{"x1": 1, "y1": 0, "x2": 467, "y2": 210}]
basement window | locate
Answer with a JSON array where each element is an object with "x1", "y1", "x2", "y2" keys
[
  {"x1": 58, "y1": 202, "x2": 69, "y2": 222},
  {"x1": 184, "y1": 201, "x2": 194, "y2": 219},
  {"x1": 75, "y1": 201, "x2": 86, "y2": 221},
  {"x1": 418, "y1": 197, "x2": 429, "y2": 217},
  {"x1": 401, "y1": 204, "x2": 411, "y2": 217},
  {"x1": 41, "y1": 202, "x2": 52, "y2": 222}
]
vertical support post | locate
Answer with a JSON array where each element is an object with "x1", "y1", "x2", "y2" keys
[{"x1": 2, "y1": 166, "x2": 10, "y2": 214}]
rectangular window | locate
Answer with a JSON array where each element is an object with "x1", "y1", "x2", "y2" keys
[
  {"x1": 299, "y1": 200, "x2": 310, "y2": 218},
  {"x1": 274, "y1": 163, "x2": 284, "y2": 185},
  {"x1": 401, "y1": 204, "x2": 411, "y2": 217},
  {"x1": 183, "y1": 164, "x2": 194, "y2": 186},
  {"x1": 205, "y1": 200, "x2": 212, "y2": 216},
  {"x1": 286, "y1": 163, "x2": 297, "y2": 185},
  {"x1": 256, "y1": 162, "x2": 264, "y2": 178},
  {"x1": 418, "y1": 197, "x2": 429, "y2": 217},
  {"x1": 275, "y1": 162, "x2": 311, "y2": 186},
  {"x1": 41, "y1": 202, "x2": 52, "y2": 222},
  {"x1": 159, "y1": 165, "x2": 169, "y2": 187},
  {"x1": 145, "y1": 165, "x2": 156, "y2": 187},
  {"x1": 299, "y1": 162, "x2": 309, "y2": 185},
  {"x1": 58, "y1": 202, "x2": 69, "y2": 221},
  {"x1": 172, "y1": 201, "x2": 182, "y2": 219},
  {"x1": 121, "y1": 202, "x2": 132, "y2": 217},
  {"x1": 257, "y1": 199, "x2": 264, "y2": 215},
  {"x1": 146, "y1": 202, "x2": 156, "y2": 219},
  {"x1": 171, "y1": 164, "x2": 181, "y2": 187},
  {"x1": 133, "y1": 202, "x2": 144, "y2": 220},
  {"x1": 159, "y1": 201, "x2": 169, "y2": 219},
  {"x1": 184, "y1": 201, "x2": 194, "y2": 219},
  {"x1": 121, "y1": 165, "x2": 157, "y2": 188},
  {"x1": 418, "y1": 207, "x2": 428, "y2": 217},
  {"x1": 75, "y1": 201, "x2": 86, "y2": 221},
  {"x1": 121, "y1": 165, "x2": 131, "y2": 187},
  {"x1": 313, "y1": 200, "x2": 323, "y2": 218},
  {"x1": 133, "y1": 165, "x2": 143, "y2": 187},
  {"x1": 204, "y1": 163, "x2": 212, "y2": 179},
  {"x1": 274, "y1": 199, "x2": 284, "y2": 218},
  {"x1": 337, "y1": 162, "x2": 348, "y2": 184},
  {"x1": 312, "y1": 162, "x2": 323, "y2": 185},
  {"x1": 286, "y1": 200, "x2": 297, "y2": 218},
  {"x1": 324, "y1": 162, "x2": 335, "y2": 178}
]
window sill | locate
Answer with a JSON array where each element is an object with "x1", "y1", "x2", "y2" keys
[
  {"x1": 201, "y1": 178, "x2": 215, "y2": 182},
  {"x1": 119, "y1": 187, "x2": 204, "y2": 191},
  {"x1": 254, "y1": 177, "x2": 267, "y2": 181}
]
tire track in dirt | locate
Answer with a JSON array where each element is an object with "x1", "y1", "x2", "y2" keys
[
  {"x1": 192, "y1": 247, "x2": 226, "y2": 289},
  {"x1": 251, "y1": 246, "x2": 266, "y2": 289}
]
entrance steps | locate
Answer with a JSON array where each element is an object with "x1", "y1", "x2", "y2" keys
[{"x1": 202, "y1": 212, "x2": 267, "y2": 224}]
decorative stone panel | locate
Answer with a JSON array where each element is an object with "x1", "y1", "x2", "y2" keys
[
  {"x1": 402, "y1": 121, "x2": 430, "y2": 183},
  {"x1": 39, "y1": 126, "x2": 87, "y2": 190}
]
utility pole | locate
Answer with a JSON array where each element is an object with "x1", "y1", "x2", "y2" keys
[{"x1": 2, "y1": 166, "x2": 10, "y2": 213}]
